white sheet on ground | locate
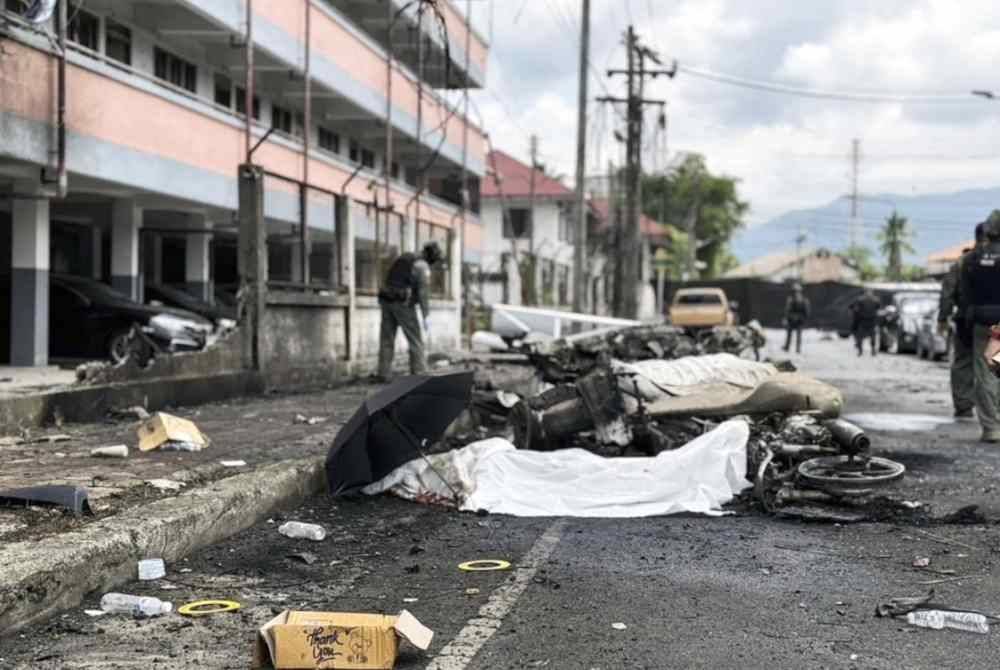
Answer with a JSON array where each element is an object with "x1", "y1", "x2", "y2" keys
[{"x1": 362, "y1": 420, "x2": 751, "y2": 518}]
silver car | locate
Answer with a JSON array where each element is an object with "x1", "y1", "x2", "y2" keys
[{"x1": 916, "y1": 310, "x2": 950, "y2": 361}]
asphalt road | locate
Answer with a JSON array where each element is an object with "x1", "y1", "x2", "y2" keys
[{"x1": 3, "y1": 330, "x2": 1000, "y2": 669}]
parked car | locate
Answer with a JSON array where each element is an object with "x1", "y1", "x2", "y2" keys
[
  {"x1": 916, "y1": 310, "x2": 950, "y2": 361},
  {"x1": 144, "y1": 283, "x2": 237, "y2": 330},
  {"x1": 1, "y1": 274, "x2": 213, "y2": 363},
  {"x1": 880, "y1": 292, "x2": 939, "y2": 354},
  {"x1": 669, "y1": 288, "x2": 737, "y2": 330}
]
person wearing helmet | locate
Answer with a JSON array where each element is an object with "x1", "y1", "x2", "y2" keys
[
  {"x1": 782, "y1": 283, "x2": 810, "y2": 354},
  {"x1": 939, "y1": 223, "x2": 986, "y2": 419},
  {"x1": 376, "y1": 242, "x2": 443, "y2": 381},
  {"x1": 959, "y1": 211, "x2": 1000, "y2": 442}
]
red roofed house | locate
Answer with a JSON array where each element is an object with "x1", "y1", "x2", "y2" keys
[{"x1": 479, "y1": 150, "x2": 578, "y2": 307}]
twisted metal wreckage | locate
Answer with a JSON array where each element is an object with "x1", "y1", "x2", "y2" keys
[{"x1": 457, "y1": 322, "x2": 908, "y2": 519}]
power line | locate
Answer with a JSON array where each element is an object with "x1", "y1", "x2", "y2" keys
[{"x1": 675, "y1": 64, "x2": 979, "y2": 104}]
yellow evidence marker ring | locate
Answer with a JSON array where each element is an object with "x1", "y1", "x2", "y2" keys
[
  {"x1": 458, "y1": 560, "x2": 511, "y2": 572},
  {"x1": 178, "y1": 599, "x2": 241, "y2": 617}
]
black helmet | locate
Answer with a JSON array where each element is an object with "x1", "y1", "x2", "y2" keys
[
  {"x1": 984, "y1": 210, "x2": 1000, "y2": 240},
  {"x1": 422, "y1": 241, "x2": 443, "y2": 265}
]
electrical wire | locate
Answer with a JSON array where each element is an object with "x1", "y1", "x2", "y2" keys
[{"x1": 675, "y1": 64, "x2": 979, "y2": 104}]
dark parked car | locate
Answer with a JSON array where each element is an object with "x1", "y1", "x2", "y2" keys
[
  {"x1": 144, "y1": 283, "x2": 237, "y2": 329},
  {"x1": 1, "y1": 274, "x2": 213, "y2": 363}
]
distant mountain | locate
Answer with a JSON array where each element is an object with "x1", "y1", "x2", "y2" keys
[{"x1": 731, "y1": 187, "x2": 1000, "y2": 265}]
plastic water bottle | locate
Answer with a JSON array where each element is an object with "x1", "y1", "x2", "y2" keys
[
  {"x1": 906, "y1": 609, "x2": 990, "y2": 634},
  {"x1": 278, "y1": 521, "x2": 326, "y2": 541},
  {"x1": 100, "y1": 593, "x2": 173, "y2": 617}
]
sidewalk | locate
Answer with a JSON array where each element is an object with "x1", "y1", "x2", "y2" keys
[
  {"x1": 0, "y1": 382, "x2": 379, "y2": 543},
  {"x1": 0, "y1": 380, "x2": 379, "y2": 634}
]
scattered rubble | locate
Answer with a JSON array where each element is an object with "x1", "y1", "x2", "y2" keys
[
  {"x1": 137, "y1": 412, "x2": 209, "y2": 452},
  {"x1": 90, "y1": 445, "x2": 129, "y2": 458},
  {"x1": 0, "y1": 485, "x2": 92, "y2": 516}
]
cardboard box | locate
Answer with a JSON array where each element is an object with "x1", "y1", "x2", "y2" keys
[
  {"x1": 253, "y1": 610, "x2": 433, "y2": 670},
  {"x1": 137, "y1": 412, "x2": 208, "y2": 452}
]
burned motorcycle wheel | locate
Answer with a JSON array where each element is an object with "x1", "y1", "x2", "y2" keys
[{"x1": 796, "y1": 455, "x2": 905, "y2": 495}]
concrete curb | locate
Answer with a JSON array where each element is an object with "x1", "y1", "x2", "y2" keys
[
  {"x1": 0, "y1": 370, "x2": 263, "y2": 433},
  {"x1": 0, "y1": 456, "x2": 327, "y2": 637}
]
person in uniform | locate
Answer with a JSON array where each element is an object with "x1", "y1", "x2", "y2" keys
[
  {"x1": 938, "y1": 223, "x2": 985, "y2": 419},
  {"x1": 850, "y1": 288, "x2": 881, "y2": 356},
  {"x1": 376, "y1": 242, "x2": 443, "y2": 381},
  {"x1": 959, "y1": 211, "x2": 1000, "y2": 443},
  {"x1": 783, "y1": 283, "x2": 811, "y2": 354}
]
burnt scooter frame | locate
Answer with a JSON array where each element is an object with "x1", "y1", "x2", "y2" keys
[{"x1": 754, "y1": 418, "x2": 905, "y2": 511}]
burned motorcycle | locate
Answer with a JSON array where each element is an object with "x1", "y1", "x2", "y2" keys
[{"x1": 752, "y1": 416, "x2": 905, "y2": 512}]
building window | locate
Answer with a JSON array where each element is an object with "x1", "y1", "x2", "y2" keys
[
  {"x1": 348, "y1": 139, "x2": 360, "y2": 163},
  {"x1": 105, "y1": 20, "x2": 131, "y2": 66},
  {"x1": 416, "y1": 221, "x2": 452, "y2": 299},
  {"x1": 234, "y1": 86, "x2": 261, "y2": 120},
  {"x1": 360, "y1": 148, "x2": 375, "y2": 169},
  {"x1": 318, "y1": 127, "x2": 340, "y2": 153},
  {"x1": 4, "y1": 0, "x2": 24, "y2": 14},
  {"x1": 354, "y1": 203, "x2": 402, "y2": 293},
  {"x1": 154, "y1": 47, "x2": 196, "y2": 93},
  {"x1": 272, "y1": 105, "x2": 293, "y2": 134},
  {"x1": 558, "y1": 204, "x2": 574, "y2": 242},
  {"x1": 503, "y1": 208, "x2": 532, "y2": 239},
  {"x1": 67, "y1": 4, "x2": 99, "y2": 51},
  {"x1": 391, "y1": 162, "x2": 400, "y2": 180},
  {"x1": 213, "y1": 73, "x2": 232, "y2": 108}
]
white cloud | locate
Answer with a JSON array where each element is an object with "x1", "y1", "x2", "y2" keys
[{"x1": 475, "y1": 0, "x2": 1000, "y2": 229}]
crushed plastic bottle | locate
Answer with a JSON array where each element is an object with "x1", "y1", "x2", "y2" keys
[
  {"x1": 100, "y1": 593, "x2": 173, "y2": 618},
  {"x1": 278, "y1": 521, "x2": 327, "y2": 541},
  {"x1": 905, "y1": 609, "x2": 990, "y2": 634}
]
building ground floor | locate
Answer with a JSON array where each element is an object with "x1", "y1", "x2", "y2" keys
[{"x1": 0, "y1": 162, "x2": 470, "y2": 376}]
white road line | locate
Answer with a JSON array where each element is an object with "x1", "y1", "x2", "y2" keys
[{"x1": 427, "y1": 519, "x2": 567, "y2": 670}]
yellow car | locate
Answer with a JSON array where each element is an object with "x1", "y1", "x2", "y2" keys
[{"x1": 669, "y1": 288, "x2": 736, "y2": 329}]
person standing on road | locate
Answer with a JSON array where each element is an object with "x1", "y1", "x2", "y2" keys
[
  {"x1": 850, "y1": 288, "x2": 881, "y2": 356},
  {"x1": 783, "y1": 283, "x2": 811, "y2": 354},
  {"x1": 959, "y1": 211, "x2": 1000, "y2": 443},
  {"x1": 939, "y1": 223, "x2": 985, "y2": 419},
  {"x1": 376, "y1": 242, "x2": 443, "y2": 381}
]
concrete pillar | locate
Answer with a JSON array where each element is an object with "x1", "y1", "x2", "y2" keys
[
  {"x1": 111, "y1": 199, "x2": 142, "y2": 300},
  {"x1": 185, "y1": 215, "x2": 212, "y2": 301},
  {"x1": 449, "y1": 225, "x2": 461, "y2": 303},
  {"x1": 336, "y1": 195, "x2": 357, "y2": 363},
  {"x1": 10, "y1": 182, "x2": 50, "y2": 366},
  {"x1": 238, "y1": 165, "x2": 267, "y2": 370}
]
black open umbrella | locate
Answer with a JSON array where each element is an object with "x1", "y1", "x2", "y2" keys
[{"x1": 326, "y1": 371, "x2": 474, "y2": 496}]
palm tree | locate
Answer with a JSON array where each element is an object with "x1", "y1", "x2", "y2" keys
[{"x1": 878, "y1": 211, "x2": 915, "y2": 280}]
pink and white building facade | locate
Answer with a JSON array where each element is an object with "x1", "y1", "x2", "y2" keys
[{"x1": 0, "y1": 0, "x2": 488, "y2": 369}]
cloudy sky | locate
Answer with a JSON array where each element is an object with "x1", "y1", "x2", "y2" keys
[{"x1": 466, "y1": 0, "x2": 1000, "y2": 227}]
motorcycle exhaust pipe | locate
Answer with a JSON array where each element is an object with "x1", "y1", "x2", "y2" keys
[{"x1": 823, "y1": 418, "x2": 870, "y2": 455}]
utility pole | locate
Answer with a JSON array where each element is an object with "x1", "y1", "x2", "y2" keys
[
  {"x1": 849, "y1": 138, "x2": 861, "y2": 248},
  {"x1": 572, "y1": 0, "x2": 591, "y2": 314},
  {"x1": 527, "y1": 134, "x2": 538, "y2": 305},
  {"x1": 598, "y1": 26, "x2": 673, "y2": 318}
]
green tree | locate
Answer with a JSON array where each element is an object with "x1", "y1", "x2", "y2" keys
[
  {"x1": 641, "y1": 154, "x2": 749, "y2": 280},
  {"x1": 878, "y1": 211, "x2": 916, "y2": 281},
  {"x1": 843, "y1": 244, "x2": 881, "y2": 281}
]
